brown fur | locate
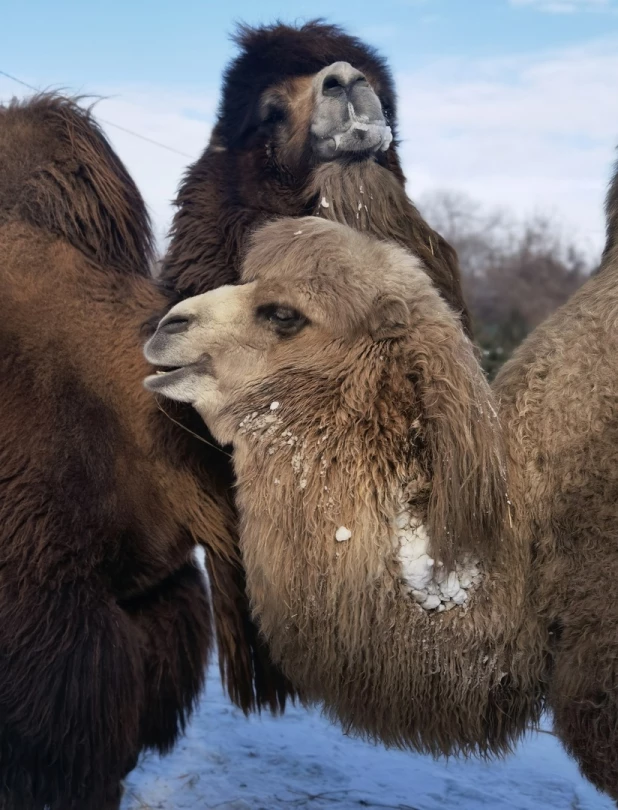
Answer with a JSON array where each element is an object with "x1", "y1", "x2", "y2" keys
[
  {"x1": 147, "y1": 206, "x2": 618, "y2": 799},
  {"x1": 0, "y1": 94, "x2": 290, "y2": 809},
  {"x1": 160, "y1": 20, "x2": 470, "y2": 334},
  {"x1": 0, "y1": 94, "x2": 152, "y2": 274}
]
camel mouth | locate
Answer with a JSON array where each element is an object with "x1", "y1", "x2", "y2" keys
[
  {"x1": 155, "y1": 364, "x2": 182, "y2": 374},
  {"x1": 313, "y1": 122, "x2": 392, "y2": 161},
  {"x1": 144, "y1": 365, "x2": 191, "y2": 392},
  {"x1": 144, "y1": 357, "x2": 214, "y2": 395}
]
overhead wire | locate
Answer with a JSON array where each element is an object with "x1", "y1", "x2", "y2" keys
[{"x1": 0, "y1": 68, "x2": 194, "y2": 159}]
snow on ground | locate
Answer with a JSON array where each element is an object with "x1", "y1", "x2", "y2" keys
[{"x1": 122, "y1": 661, "x2": 613, "y2": 810}]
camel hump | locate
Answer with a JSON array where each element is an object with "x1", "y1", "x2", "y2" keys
[
  {"x1": 0, "y1": 93, "x2": 154, "y2": 274},
  {"x1": 604, "y1": 155, "x2": 618, "y2": 261}
]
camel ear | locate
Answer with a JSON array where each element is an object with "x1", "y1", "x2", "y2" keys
[
  {"x1": 369, "y1": 294, "x2": 409, "y2": 341},
  {"x1": 411, "y1": 320, "x2": 507, "y2": 566}
]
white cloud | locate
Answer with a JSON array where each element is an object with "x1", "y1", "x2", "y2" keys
[
  {"x1": 94, "y1": 87, "x2": 215, "y2": 248},
  {"x1": 1, "y1": 36, "x2": 616, "y2": 259},
  {"x1": 510, "y1": 0, "x2": 614, "y2": 13},
  {"x1": 395, "y1": 37, "x2": 618, "y2": 257}
]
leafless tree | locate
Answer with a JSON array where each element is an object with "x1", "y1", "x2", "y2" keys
[{"x1": 420, "y1": 191, "x2": 592, "y2": 377}]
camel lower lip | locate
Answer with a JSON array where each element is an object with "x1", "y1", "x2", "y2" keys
[
  {"x1": 144, "y1": 357, "x2": 214, "y2": 392},
  {"x1": 144, "y1": 366, "x2": 190, "y2": 391}
]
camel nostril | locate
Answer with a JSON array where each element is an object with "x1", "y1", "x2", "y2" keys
[
  {"x1": 159, "y1": 314, "x2": 193, "y2": 335},
  {"x1": 320, "y1": 64, "x2": 367, "y2": 98},
  {"x1": 322, "y1": 75, "x2": 346, "y2": 96}
]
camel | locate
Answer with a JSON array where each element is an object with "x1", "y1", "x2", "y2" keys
[
  {"x1": 0, "y1": 94, "x2": 291, "y2": 810},
  {"x1": 492, "y1": 162, "x2": 618, "y2": 797},
  {"x1": 156, "y1": 15, "x2": 479, "y2": 721},
  {"x1": 161, "y1": 20, "x2": 471, "y2": 335},
  {"x1": 157, "y1": 16, "x2": 478, "y2": 714},
  {"x1": 145, "y1": 206, "x2": 618, "y2": 801}
]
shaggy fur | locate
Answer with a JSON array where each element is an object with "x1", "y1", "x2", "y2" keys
[
  {"x1": 144, "y1": 217, "x2": 540, "y2": 757},
  {"x1": 160, "y1": 20, "x2": 470, "y2": 334},
  {"x1": 493, "y1": 157, "x2": 618, "y2": 800},
  {"x1": 0, "y1": 95, "x2": 152, "y2": 274},
  {"x1": 0, "y1": 94, "x2": 290, "y2": 809},
  {"x1": 146, "y1": 206, "x2": 618, "y2": 799}
]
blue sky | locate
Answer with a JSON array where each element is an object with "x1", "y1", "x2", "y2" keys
[
  {"x1": 2, "y1": 0, "x2": 617, "y2": 85},
  {"x1": 1, "y1": 0, "x2": 617, "y2": 253}
]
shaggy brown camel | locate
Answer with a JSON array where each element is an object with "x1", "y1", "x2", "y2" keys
[
  {"x1": 145, "y1": 207, "x2": 618, "y2": 801},
  {"x1": 161, "y1": 20, "x2": 470, "y2": 334},
  {"x1": 492, "y1": 161, "x2": 618, "y2": 798},
  {"x1": 0, "y1": 94, "x2": 290, "y2": 810}
]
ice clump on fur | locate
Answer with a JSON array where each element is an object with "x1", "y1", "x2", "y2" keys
[
  {"x1": 336, "y1": 526, "x2": 352, "y2": 543},
  {"x1": 392, "y1": 507, "x2": 482, "y2": 613}
]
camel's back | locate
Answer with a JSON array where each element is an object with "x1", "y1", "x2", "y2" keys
[
  {"x1": 494, "y1": 253, "x2": 618, "y2": 617},
  {"x1": 496, "y1": 255, "x2": 618, "y2": 454},
  {"x1": 0, "y1": 94, "x2": 153, "y2": 274}
]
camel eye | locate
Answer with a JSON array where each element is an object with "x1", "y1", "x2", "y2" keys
[
  {"x1": 260, "y1": 102, "x2": 286, "y2": 127},
  {"x1": 256, "y1": 304, "x2": 308, "y2": 336}
]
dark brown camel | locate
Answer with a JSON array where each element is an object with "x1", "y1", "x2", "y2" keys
[{"x1": 0, "y1": 94, "x2": 290, "y2": 810}]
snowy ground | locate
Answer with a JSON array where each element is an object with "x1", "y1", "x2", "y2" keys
[{"x1": 122, "y1": 661, "x2": 613, "y2": 810}]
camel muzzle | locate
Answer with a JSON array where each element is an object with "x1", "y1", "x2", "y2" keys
[{"x1": 310, "y1": 61, "x2": 392, "y2": 161}]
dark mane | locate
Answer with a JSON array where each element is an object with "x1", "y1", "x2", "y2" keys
[
  {"x1": 221, "y1": 20, "x2": 397, "y2": 147},
  {"x1": 0, "y1": 93, "x2": 154, "y2": 274}
]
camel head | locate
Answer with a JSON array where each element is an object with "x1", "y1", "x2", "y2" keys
[
  {"x1": 216, "y1": 22, "x2": 395, "y2": 181},
  {"x1": 146, "y1": 217, "x2": 505, "y2": 567}
]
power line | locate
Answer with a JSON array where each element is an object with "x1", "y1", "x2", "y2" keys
[{"x1": 0, "y1": 69, "x2": 194, "y2": 159}]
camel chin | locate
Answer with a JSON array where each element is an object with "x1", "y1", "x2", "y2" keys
[
  {"x1": 144, "y1": 346, "x2": 221, "y2": 416},
  {"x1": 144, "y1": 366, "x2": 208, "y2": 404}
]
